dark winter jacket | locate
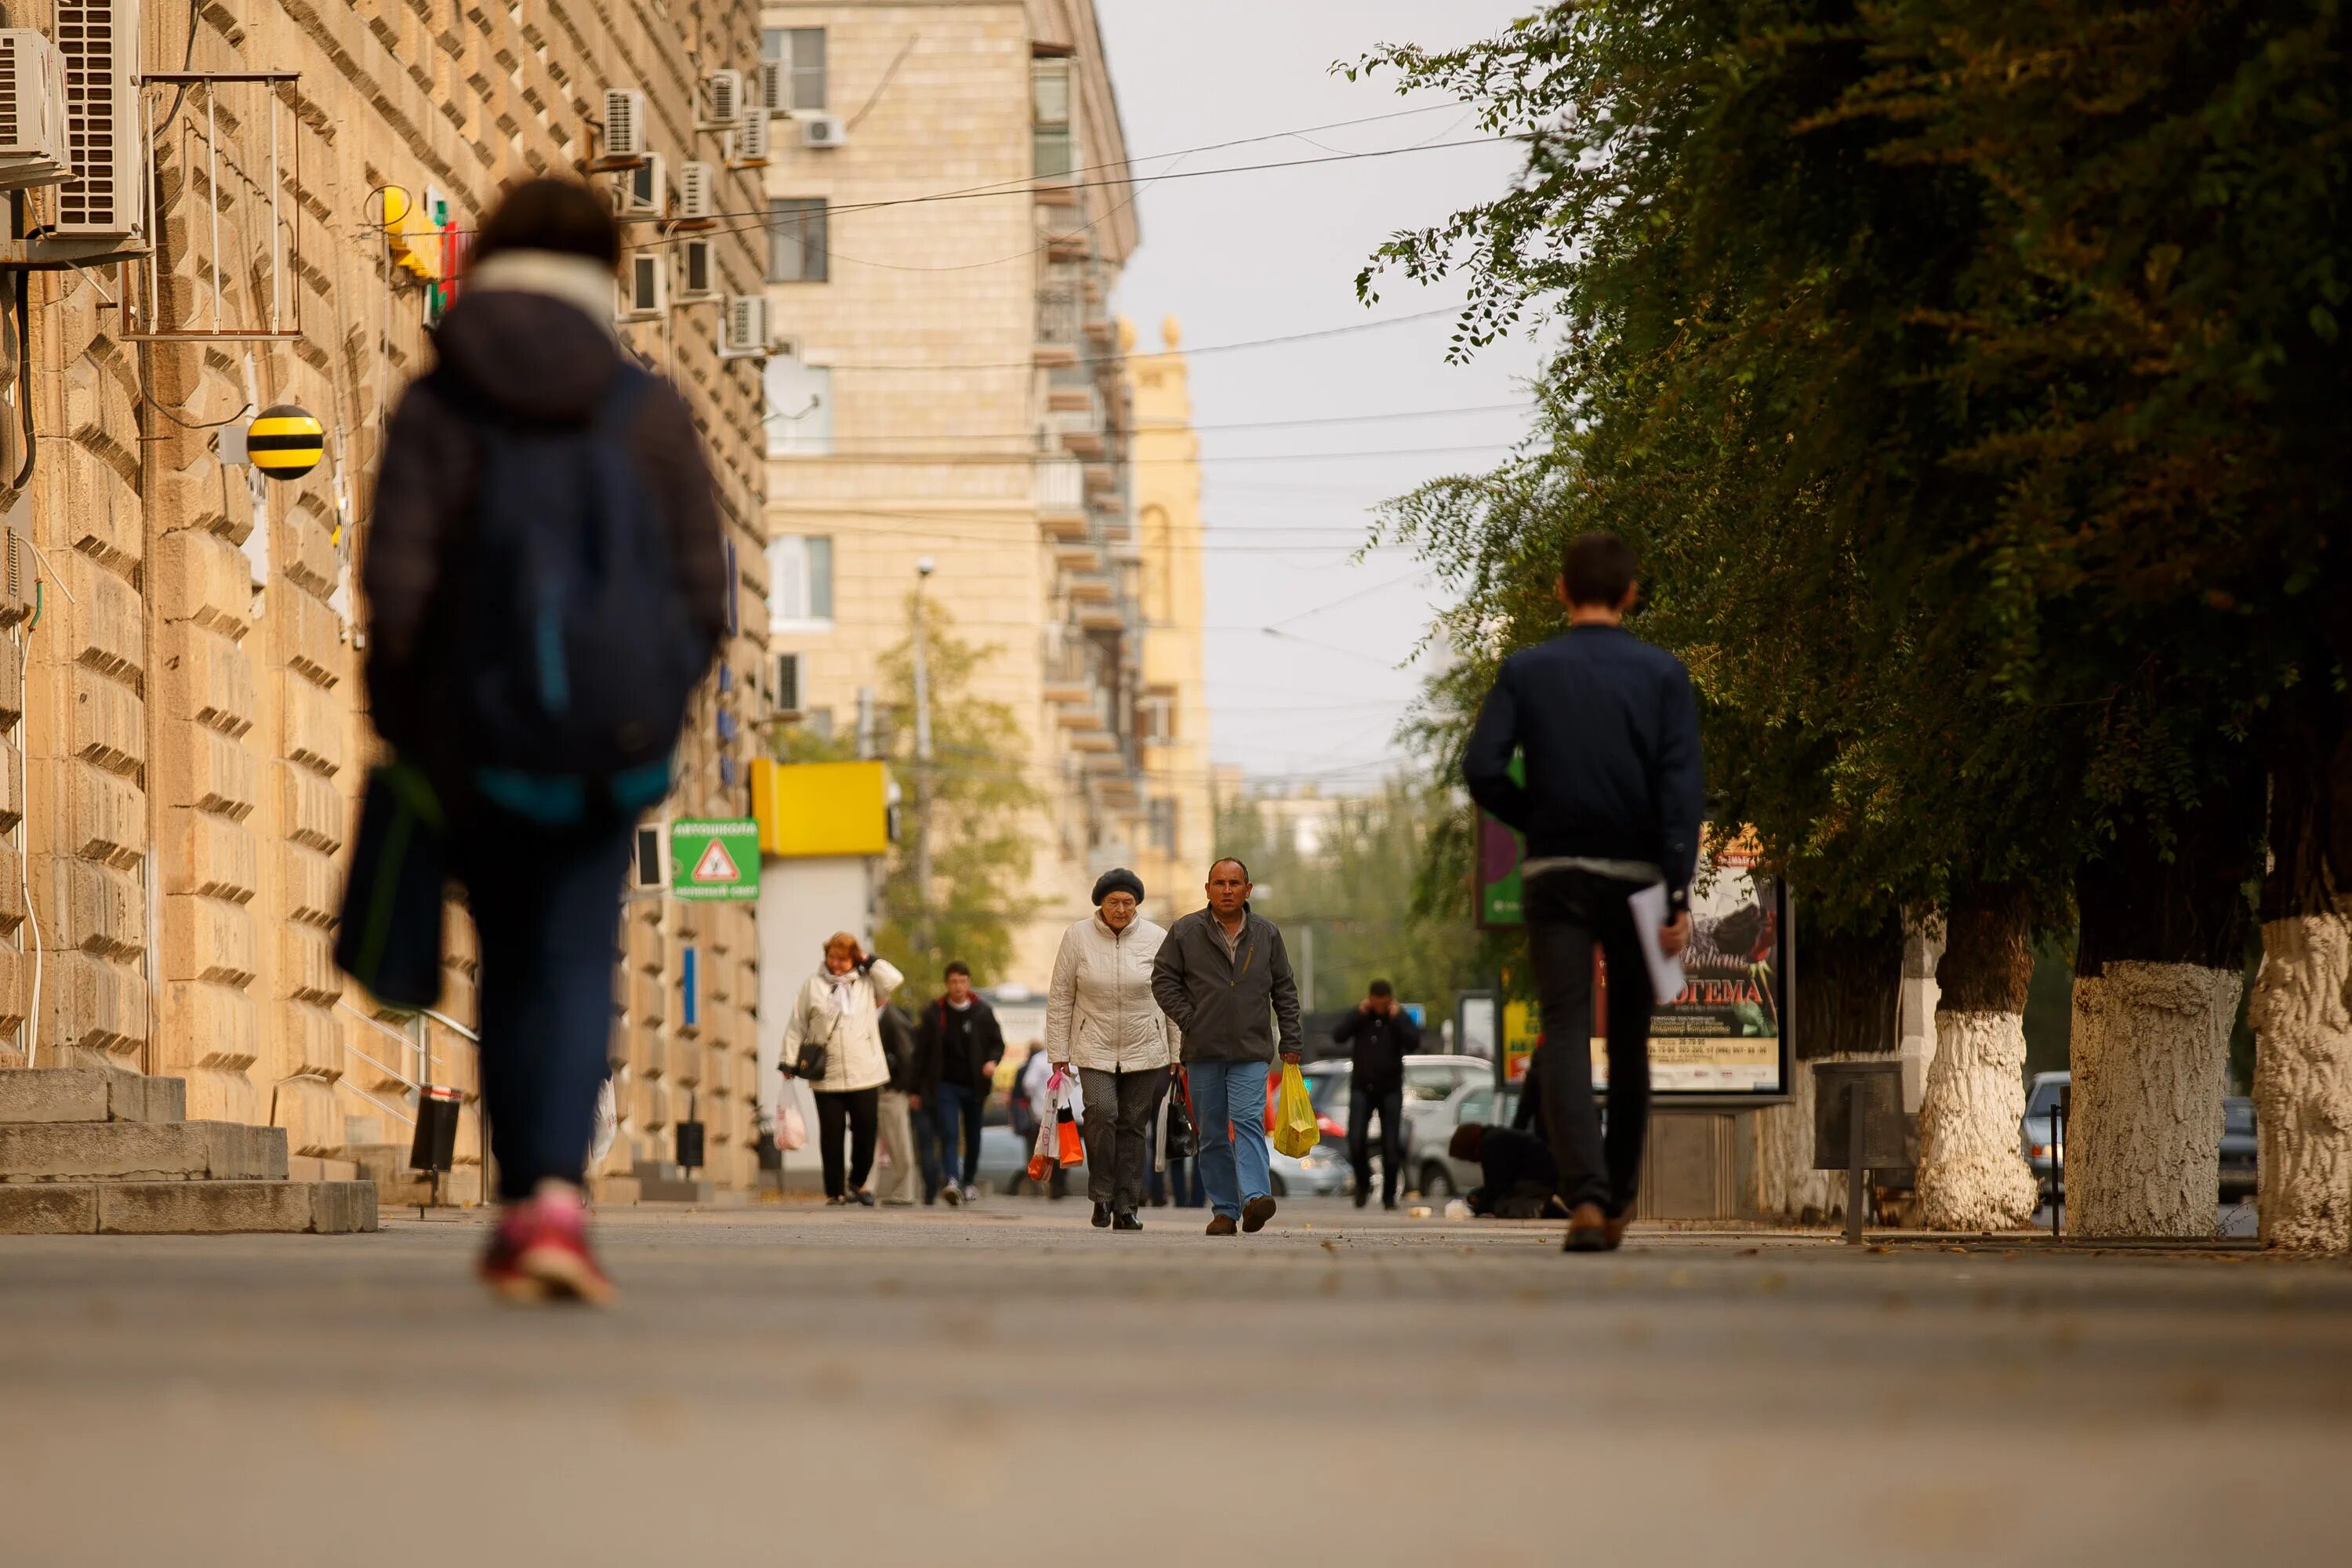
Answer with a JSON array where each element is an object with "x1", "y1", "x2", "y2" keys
[
  {"x1": 1331, "y1": 1004, "x2": 1421, "y2": 1097},
  {"x1": 1150, "y1": 906, "x2": 1302, "y2": 1065},
  {"x1": 913, "y1": 996, "x2": 1005, "y2": 1099},
  {"x1": 878, "y1": 1003, "x2": 920, "y2": 1094},
  {"x1": 361, "y1": 285, "x2": 728, "y2": 787},
  {"x1": 1462, "y1": 623, "x2": 1705, "y2": 911}
]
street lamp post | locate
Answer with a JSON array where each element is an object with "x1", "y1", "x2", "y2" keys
[{"x1": 911, "y1": 558, "x2": 935, "y2": 963}]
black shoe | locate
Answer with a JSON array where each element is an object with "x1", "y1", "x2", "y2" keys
[
  {"x1": 1383, "y1": 1198, "x2": 1399, "y2": 1212},
  {"x1": 1353, "y1": 1189, "x2": 1370, "y2": 1209},
  {"x1": 1091, "y1": 1202, "x2": 1112, "y2": 1228},
  {"x1": 1113, "y1": 1211, "x2": 1142, "y2": 1232},
  {"x1": 1242, "y1": 1195, "x2": 1277, "y2": 1233},
  {"x1": 1563, "y1": 1202, "x2": 1610, "y2": 1252},
  {"x1": 853, "y1": 1189, "x2": 876, "y2": 1207}
]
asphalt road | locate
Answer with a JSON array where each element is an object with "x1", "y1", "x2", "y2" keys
[{"x1": 3, "y1": 1197, "x2": 2348, "y2": 1566}]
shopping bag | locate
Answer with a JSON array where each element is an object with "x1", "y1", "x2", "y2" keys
[
  {"x1": 333, "y1": 760, "x2": 448, "y2": 1009},
  {"x1": 1163, "y1": 1069, "x2": 1198, "y2": 1161},
  {"x1": 1051, "y1": 1069, "x2": 1085, "y2": 1167},
  {"x1": 1272, "y1": 1061, "x2": 1318, "y2": 1159},
  {"x1": 777, "y1": 1094, "x2": 809, "y2": 1152},
  {"x1": 1025, "y1": 1108, "x2": 1057, "y2": 1182}
]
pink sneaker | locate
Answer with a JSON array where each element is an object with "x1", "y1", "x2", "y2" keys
[{"x1": 479, "y1": 1185, "x2": 614, "y2": 1305}]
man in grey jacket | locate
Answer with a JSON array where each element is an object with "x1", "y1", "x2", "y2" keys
[{"x1": 1150, "y1": 858, "x2": 1303, "y2": 1236}]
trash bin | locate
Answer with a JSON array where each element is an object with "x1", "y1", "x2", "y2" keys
[
  {"x1": 411, "y1": 1084, "x2": 463, "y2": 1173},
  {"x1": 675, "y1": 1120, "x2": 706, "y2": 1172}
]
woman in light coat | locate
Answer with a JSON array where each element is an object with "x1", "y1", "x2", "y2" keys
[
  {"x1": 781, "y1": 931, "x2": 904, "y2": 1206},
  {"x1": 1045, "y1": 869, "x2": 1177, "y2": 1230}
]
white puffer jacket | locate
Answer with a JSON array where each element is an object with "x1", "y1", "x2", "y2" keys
[{"x1": 1044, "y1": 913, "x2": 1177, "y2": 1073}]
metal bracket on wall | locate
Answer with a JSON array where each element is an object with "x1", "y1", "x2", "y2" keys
[{"x1": 119, "y1": 71, "x2": 306, "y2": 343}]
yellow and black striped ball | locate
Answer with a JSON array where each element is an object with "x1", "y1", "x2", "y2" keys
[{"x1": 248, "y1": 404, "x2": 324, "y2": 481}]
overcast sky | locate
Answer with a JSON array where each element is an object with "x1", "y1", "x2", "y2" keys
[{"x1": 1094, "y1": 1, "x2": 1547, "y2": 791}]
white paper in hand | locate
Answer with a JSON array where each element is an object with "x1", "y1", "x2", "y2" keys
[{"x1": 1628, "y1": 881, "x2": 1686, "y2": 1004}]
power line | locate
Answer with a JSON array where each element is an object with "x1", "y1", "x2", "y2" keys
[
  {"x1": 775, "y1": 441, "x2": 1516, "y2": 467},
  {"x1": 757, "y1": 303, "x2": 1467, "y2": 374},
  {"x1": 764, "y1": 400, "x2": 1534, "y2": 441}
]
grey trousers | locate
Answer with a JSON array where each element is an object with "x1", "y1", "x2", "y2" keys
[
  {"x1": 873, "y1": 1089, "x2": 919, "y2": 1203},
  {"x1": 1078, "y1": 1065, "x2": 1169, "y2": 1212}
]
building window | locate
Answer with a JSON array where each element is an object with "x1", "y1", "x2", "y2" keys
[
  {"x1": 766, "y1": 27, "x2": 827, "y2": 111},
  {"x1": 774, "y1": 652, "x2": 802, "y2": 714},
  {"x1": 768, "y1": 535, "x2": 833, "y2": 628},
  {"x1": 1033, "y1": 58, "x2": 1074, "y2": 180},
  {"x1": 768, "y1": 198, "x2": 828, "y2": 283},
  {"x1": 764, "y1": 356, "x2": 833, "y2": 456}
]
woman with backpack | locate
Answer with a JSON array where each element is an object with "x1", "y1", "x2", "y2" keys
[
  {"x1": 780, "y1": 933, "x2": 906, "y2": 1206},
  {"x1": 361, "y1": 178, "x2": 726, "y2": 1305}
]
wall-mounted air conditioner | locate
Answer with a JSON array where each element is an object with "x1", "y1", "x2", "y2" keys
[
  {"x1": 677, "y1": 238, "x2": 718, "y2": 303},
  {"x1": 0, "y1": 30, "x2": 71, "y2": 189},
  {"x1": 676, "y1": 160, "x2": 717, "y2": 224},
  {"x1": 702, "y1": 70, "x2": 742, "y2": 130},
  {"x1": 758, "y1": 61, "x2": 790, "y2": 118},
  {"x1": 53, "y1": 2, "x2": 145, "y2": 237},
  {"x1": 601, "y1": 85, "x2": 649, "y2": 163},
  {"x1": 721, "y1": 295, "x2": 768, "y2": 359},
  {"x1": 731, "y1": 102, "x2": 771, "y2": 168},
  {"x1": 614, "y1": 152, "x2": 664, "y2": 216},
  {"x1": 799, "y1": 113, "x2": 848, "y2": 151},
  {"x1": 618, "y1": 251, "x2": 667, "y2": 321},
  {"x1": 769, "y1": 335, "x2": 802, "y2": 362}
]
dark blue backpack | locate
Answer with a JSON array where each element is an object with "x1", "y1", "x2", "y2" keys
[{"x1": 448, "y1": 365, "x2": 710, "y2": 825}]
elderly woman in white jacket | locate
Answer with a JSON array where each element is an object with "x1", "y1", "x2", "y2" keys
[
  {"x1": 781, "y1": 931, "x2": 904, "y2": 1206},
  {"x1": 1046, "y1": 869, "x2": 1178, "y2": 1231}
]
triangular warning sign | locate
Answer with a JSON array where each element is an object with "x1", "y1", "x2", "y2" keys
[{"x1": 691, "y1": 837, "x2": 740, "y2": 883}]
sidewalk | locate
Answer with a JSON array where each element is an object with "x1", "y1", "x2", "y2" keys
[{"x1": 3, "y1": 1198, "x2": 2347, "y2": 1566}]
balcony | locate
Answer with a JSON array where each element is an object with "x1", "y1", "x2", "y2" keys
[
  {"x1": 1036, "y1": 288, "x2": 1081, "y2": 369},
  {"x1": 1065, "y1": 571, "x2": 1115, "y2": 604},
  {"x1": 1051, "y1": 388, "x2": 1105, "y2": 459},
  {"x1": 1037, "y1": 459, "x2": 1088, "y2": 539}
]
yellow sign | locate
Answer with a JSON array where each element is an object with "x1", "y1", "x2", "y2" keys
[
  {"x1": 247, "y1": 405, "x2": 324, "y2": 481},
  {"x1": 750, "y1": 758, "x2": 891, "y2": 858}
]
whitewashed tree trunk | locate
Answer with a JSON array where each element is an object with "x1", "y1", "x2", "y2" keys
[
  {"x1": 1917, "y1": 1010, "x2": 2038, "y2": 1230},
  {"x1": 2069, "y1": 961, "x2": 2239, "y2": 1237},
  {"x1": 2249, "y1": 910, "x2": 2352, "y2": 1254},
  {"x1": 1745, "y1": 1055, "x2": 1861, "y2": 1221}
]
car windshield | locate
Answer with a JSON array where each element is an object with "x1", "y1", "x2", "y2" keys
[
  {"x1": 2025, "y1": 1080, "x2": 2067, "y2": 1117},
  {"x1": 1456, "y1": 1089, "x2": 1492, "y2": 1125},
  {"x1": 1404, "y1": 1066, "x2": 1458, "y2": 1102},
  {"x1": 2224, "y1": 1099, "x2": 2255, "y2": 1134},
  {"x1": 1307, "y1": 1070, "x2": 1350, "y2": 1112}
]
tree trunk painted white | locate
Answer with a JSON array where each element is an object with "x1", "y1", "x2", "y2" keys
[
  {"x1": 2249, "y1": 911, "x2": 2352, "y2": 1254},
  {"x1": 1745, "y1": 1055, "x2": 1864, "y2": 1221},
  {"x1": 1916, "y1": 1010, "x2": 2037, "y2": 1231},
  {"x1": 2068, "y1": 961, "x2": 2239, "y2": 1238}
]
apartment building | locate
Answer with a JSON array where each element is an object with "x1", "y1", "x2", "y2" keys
[
  {"x1": 758, "y1": 0, "x2": 1156, "y2": 986},
  {"x1": 1, "y1": 2, "x2": 772, "y2": 1207}
]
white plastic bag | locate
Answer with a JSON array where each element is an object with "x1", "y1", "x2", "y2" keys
[
  {"x1": 777, "y1": 1091, "x2": 809, "y2": 1152},
  {"x1": 589, "y1": 1077, "x2": 619, "y2": 1169}
]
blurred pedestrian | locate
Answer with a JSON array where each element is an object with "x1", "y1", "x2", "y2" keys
[
  {"x1": 873, "y1": 998, "x2": 923, "y2": 1205},
  {"x1": 915, "y1": 961, "x2": 1005, "y2": 1205},
  {"x1": 1150, "y1": 858, "x2": 1303, "y2": 1236},
  {"x1": 1045, "y1": 868, "x2": 1175, "y2": 1232},
  {"x1": 363, "y1": 176, "x2": 725, "y2": 1304},
  {"x1": 1331, "y1": 978, "x2": 1419, "y2": 1210},
  {"x1": 780, "y1": 933, "x2": 904, "y2": 1206},
  {"x1": 1465, "y1": 531, "x2": 1703, "y2": 1252},
  {"x1": 1449, "y1": 1123, "x2": 1566, "y2": 1220}
]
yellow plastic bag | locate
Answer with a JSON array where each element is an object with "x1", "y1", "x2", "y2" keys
[{"x1": 1272, "y1": 1062, "x2": 1319, "y2": 1159}]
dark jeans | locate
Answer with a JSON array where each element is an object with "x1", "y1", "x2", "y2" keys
[
  {"x1": 1078, "y1": 1065, "x2": 1168, "y2": 1213},
  {"x1": 454, "y1": 812, "x2": 637, "y2": 1203},
  {"x1": 812, "y1": 1087, "x2": 879, "y2": 1199},
  {"x1": 931, "y1": 1080, "x2": 985, "y2": 1186},
  {"x1": 1525, "y1": 868, "x2": 1657, "y2": 1217},
  {"x1": 1347, "y1": 1083, "x2": 1405, "y2": 1203}
]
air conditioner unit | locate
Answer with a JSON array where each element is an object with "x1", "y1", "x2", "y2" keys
[
  {"x1": 769, "y1": 334, "x2": 802, "y2": 362},
  {"x1": 799, "y1": 113, "x2": 848, "y2": 151},
  {"x1": 676, "y1": 160, "x2": 717, "y2": 224},
  {"x1": 677, "y1": 238, "x2": 718, "y2": 303},
  {"x1": 732, "y1": 102, "x2": 771, "y2": 168},
  {"x1": 601, "y1": 85, "x2": 649, "y2": 162},
  {"x1": 757, "y1": 60, "x2": 790, "y2": 117},
  {"x1": 0, "y1": 31, "x2": 71, "y2": 189},
  {"x1": 53, "y1": 2, "x2": 145, "y2": 237},
  {"x1": 618, "y1": 251, "x2": 667, "y2": 321},
  {"x1": 722, "y1": 295, "x2": 768, "y2": 359},
  {"x1": 702, "y1": 69, "x2": 742, "y2": 129},
  {"x1": 614, "y1": 152, "x2": 664, "y2": 216}
]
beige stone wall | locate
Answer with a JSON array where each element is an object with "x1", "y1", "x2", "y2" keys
[
  {"x1": 4, "y1": 1, "x2": 771, "y2": 1192},
  {"x1": 760, "y1": 0, "x2": 1145, "y2": 992}
]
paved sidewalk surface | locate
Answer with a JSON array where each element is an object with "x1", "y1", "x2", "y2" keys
[{"x1": 5, "y1": 1199, "x2": 2348, "y2": 1566}]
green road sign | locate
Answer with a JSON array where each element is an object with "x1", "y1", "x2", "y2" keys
[{"x1": 670, "y1": 818, "x2": 759, "y2": 901}]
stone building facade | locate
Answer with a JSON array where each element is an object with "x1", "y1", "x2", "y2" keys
[
  {"x1": 2, "y1": 2, "x2": 773, "y2": 1196},
  {"x1": 757, "y1": 0, "x2": 1150, "y2": 989}
]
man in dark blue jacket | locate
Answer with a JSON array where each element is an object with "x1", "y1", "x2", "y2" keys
[{"x1": 1464, "y1": 532, "x2": 1704, "y2": 1252}]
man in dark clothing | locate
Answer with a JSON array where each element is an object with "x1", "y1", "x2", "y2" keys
[
  {"x1": 1150, "y1": 858, "x2": 1303, "y2": 1236},
  {"x1": 363, "y1": 179, "x2": 723, "y2": 1305},
  {"x1": 914, "y1": 960, "x2": 1004, "y2": 1204},
  {"x1": 1331, "y1": 979, "x2": 1419, "y2": 1210},
  {"x1": 1464, "y1": 532, "x2": 1703, "y2": 1254},
  {"x1": 1450, "y1": 1123, "x2": 1566, "y2": 1219}
]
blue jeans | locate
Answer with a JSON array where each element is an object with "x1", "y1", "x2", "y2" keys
[
  {"x1": 931, "y1": 1080, "x2": 985, "y2": 1186},
  {"x1": 1189, "y1": 1058, "x2": 1272, "y2": 1219}
]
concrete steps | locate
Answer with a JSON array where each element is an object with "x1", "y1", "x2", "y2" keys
[{"x1": 0, "y1": 1069, "x2": 377, "y2": 1237}]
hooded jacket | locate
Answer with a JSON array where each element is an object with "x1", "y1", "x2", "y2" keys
[
  {"x1": 361, "y1": 255, "x2": 728, "y2": 786},
  {"x1": 1045, "y1": 912, "x2": 1177, "y2": 1073}
]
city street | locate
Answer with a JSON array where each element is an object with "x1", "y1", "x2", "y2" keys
[{"x1": 5, "y1": 1200, "x2": 2348, "y2": 1566}]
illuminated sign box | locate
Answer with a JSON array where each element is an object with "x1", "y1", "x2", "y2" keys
[{"x1": 750, "y1": 758, "x2": 891, "y2": 858}]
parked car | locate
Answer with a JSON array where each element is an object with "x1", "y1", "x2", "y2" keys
[
  {"x1": 2020, "y1": 1071, "x2": 2257, "y2": 1202},
  {"x1": 2220, "y1": 1096, "x2": 2258, "y2": 1200},
  {"x1": 1290, "y1": 1055, "x2": 1493, "y2": 1195},
  {"x1": 1418, "y1": 1080, "x2": 1524, "y2": 1200}
]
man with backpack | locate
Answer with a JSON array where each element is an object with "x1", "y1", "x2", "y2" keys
[{"x1": 362, "y1": 179, "x2": 726, "y2": 1302}]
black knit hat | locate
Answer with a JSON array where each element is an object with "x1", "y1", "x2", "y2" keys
[{"x1": 1091, "y1": 867, "x2": 1145, "y2": 906}]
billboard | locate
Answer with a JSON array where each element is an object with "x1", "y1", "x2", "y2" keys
[{"x1": 1476, "y1": 818, "x2": 1791, "y2": 1103}]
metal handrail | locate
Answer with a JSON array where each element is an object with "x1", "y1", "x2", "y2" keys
[{"x1": 417, "y1": 1007, "x2": 479, "y2": 1044}]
